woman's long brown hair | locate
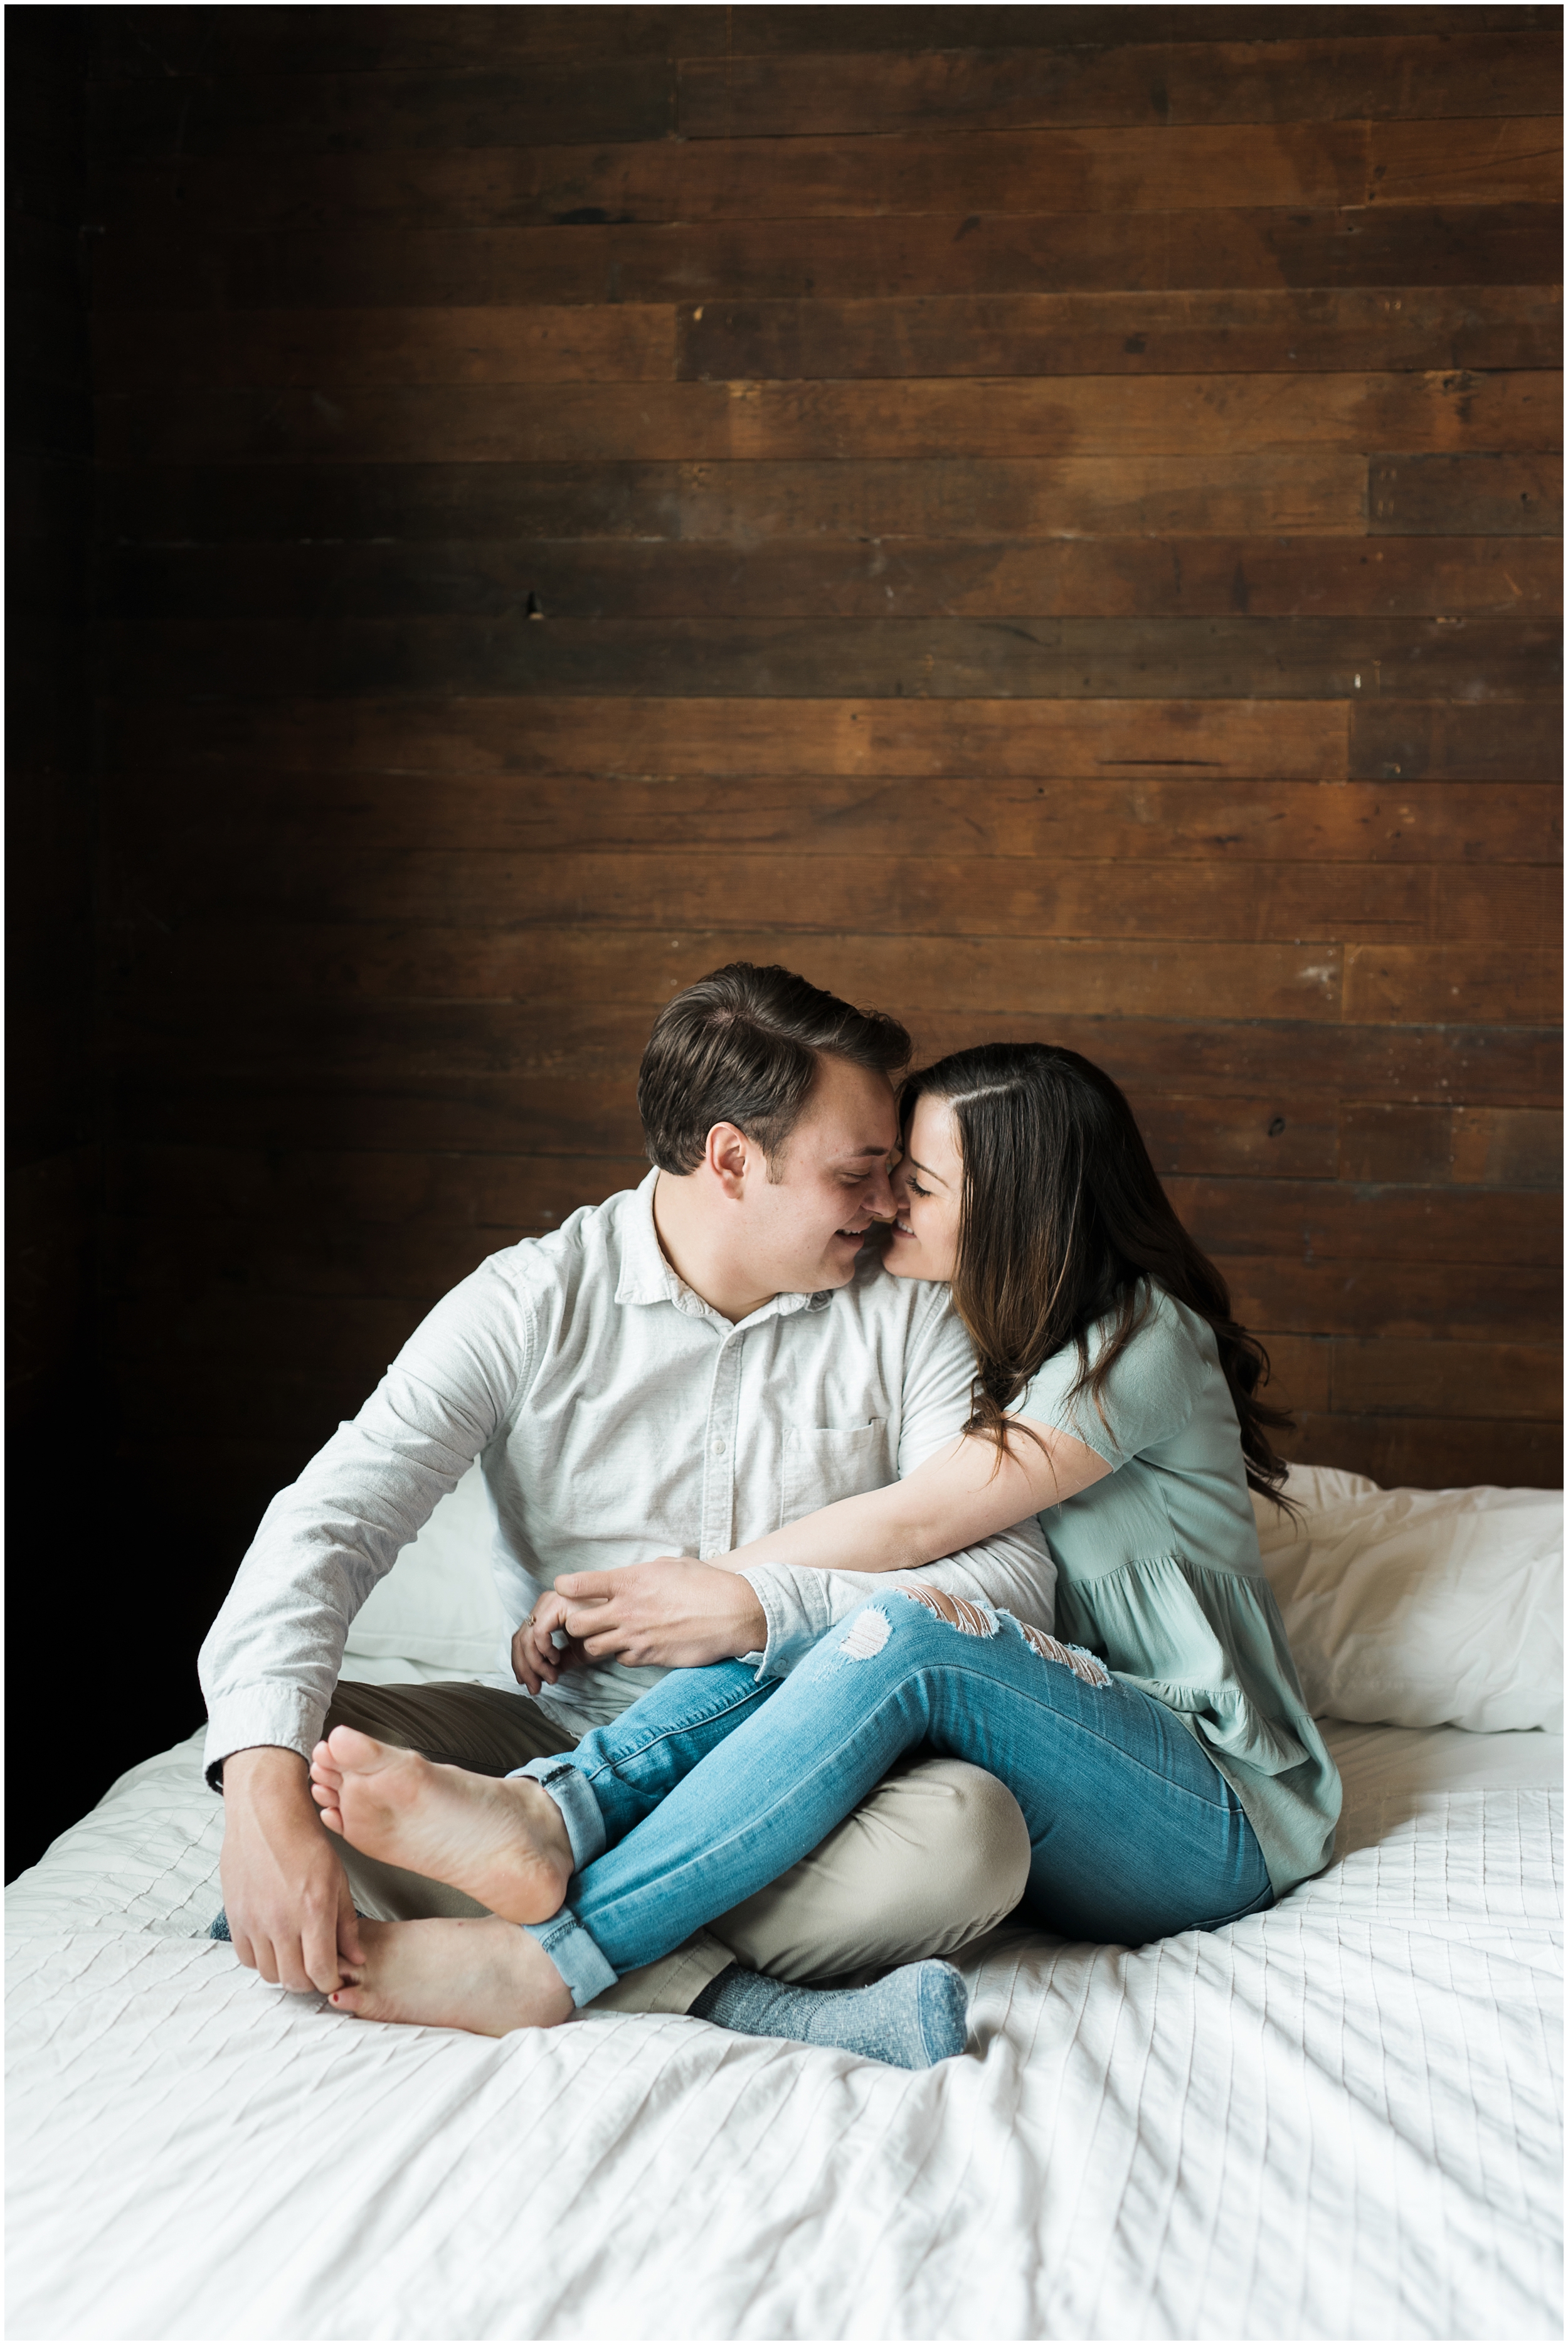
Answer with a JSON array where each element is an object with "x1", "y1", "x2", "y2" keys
[{"x1": 901, "y1": 1043, "x2": 1295, "y2": 1506}]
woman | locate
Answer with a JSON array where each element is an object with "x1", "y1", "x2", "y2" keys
[{"x1": 312, "y1": 1045, "x2": 1340, "y2": 2064}]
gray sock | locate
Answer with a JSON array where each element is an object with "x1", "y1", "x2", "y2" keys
[
  {"x1": 207, "y1": 1908, "x2": 366, "y2": 1943},
  {"x1": 689, "y1": 1960, "x2": 968, "y2": 2070}
]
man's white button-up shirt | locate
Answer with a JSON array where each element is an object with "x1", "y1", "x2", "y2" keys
[{"x1": 199, "y1": 1171, "x2": 1056, "y2": 1779}]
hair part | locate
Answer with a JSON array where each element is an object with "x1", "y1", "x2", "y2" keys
[
  {"x1": 638, "y1": 962, "x2": 911, "y2": 1179},
  {"x1": 901, "y1": 1043, "x2": 1296, "y2": 1510}
]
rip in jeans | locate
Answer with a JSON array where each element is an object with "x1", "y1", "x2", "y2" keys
[{"x1": 898, "y1": 1585, "x2": 1112, "y2": 1689}]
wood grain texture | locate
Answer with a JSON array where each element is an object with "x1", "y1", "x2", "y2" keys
[
  {"x1": 676, "y1": 33, "x2": 1564, "y2": 137},
  {"x1": 103, "y1": 536, "x2": 1564, "y2": 621},
  {"x1": 83, "y1": 289, "x2": 1564, "y2": 390},
  {"x1": 87, "y1": 9, "x2": 1562, "y2": 78},
  {"x1": 100, "y1": 769, "x2": 1564, "y2": 865},
  {"x1": 90, "y1": 204, "x2": 1565, "y2": 310},
  {"x1": 677, "y1": 288, "x2": 1564, "y2": 380},
  {"x1": 1350, "y1": 699, "x2": 1563, "y2": 779},
  {"x1": 93, "y1": 455, "x2": 1379, "y2": 541},
  {"x1": 103, "y1": 694, "x2": 1353, "y2": 777},
  {"x1": 1367, "y1": 450, "x2": 1563, "y2": 531},
  {"x1": 94, "y1": 372, "x2": 1565, "y2": 466},
  {"x1": 87, "y1": 4, "x2": 1562, "y2": 1494},
  {"x1": 88, "y1": 117, "x2": 1565, "y2": 231},
  {"x1": 98, "y1": 614, "x2": 1562, "y2": 702}
]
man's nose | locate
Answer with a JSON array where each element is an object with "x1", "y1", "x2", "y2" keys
[{"x1": 864, "y1": 1161, "x2": 898, "y2": 1218}]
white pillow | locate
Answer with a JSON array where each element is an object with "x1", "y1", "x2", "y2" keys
[
  {"x1": 343, "y1": 1460, "x2": 511, "y2": 1673},
  {"x1": 1253, "y1": 1469, "x2": 1563, "y2": 1734},
  {"x1": 1269, "y1": 1462, "x2": 1380, "y2": 1512}
]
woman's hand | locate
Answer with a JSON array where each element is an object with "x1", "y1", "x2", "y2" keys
[{"x1": 510, "y1": 1595, "x2": 589, "y2": 1694}]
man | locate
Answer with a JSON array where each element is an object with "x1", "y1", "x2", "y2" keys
[{"x1": 204, "y1": 963, "x2": 1055, "y2": 2036}]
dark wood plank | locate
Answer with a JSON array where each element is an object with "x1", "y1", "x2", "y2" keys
[
  {"x1": 105, "y1": 841, "x2": 1475, "y2": 947},
  {"x1": 87, "y1": 117, "x2": 1564, "y2": 233},
  {"x1": 90, "y1": 306, "x2": 677, "y2": 391},
  {"x1": 1351, "y1": 702, "x2": 1564, "y2": 780},
  {"x1": 1272, "y1": 1336, "x2": 1560, "y2": 1420},
  {"x1": 93, "y1": 454, "x2": 1374, "y2": 545},
  {"x1": 90, "y1": 205, "x2": 1564, "y2": 310},
  {"x1": 677, "y1": 33, "x2": 1563, "y2": 137},
  {"x1": 1368, "y1": 451, "x2": 1563, "y2": 533},
  {"x1": 1166, "y1": 1176, "x2": 1560, "y2": 1265},
  {"x1": 88, "y1": 7, "x2": 1560, "y2": 77},
  {"x1": 679, "y1": 287, "x2": 1564, "y2": 380},
  {"x1": 1435, "y1": 865, "x2": 1562, "y2": 947},
  {"x1": 1338, "y1": 1103, "x2": 1562, "y2": 1187},
  {"x1": 88, "y1": 59, "x2": 676, "y2": 161},
  {"x1": 107, "y1": 923, "x2": 1350, "y2": 1034},
  {"x1": 93, "y1": 371, "x2": 1563, "y2": 466},
  {"x1": 85, "y1": 288, "x2": 1564, "y2": 392},
  {"x1": 102, "y1": 538, "x2": 1564, "y2": 624},
  {"x1": 96, "y1": 991, "x2": 1564, "y2": 1113},
  {"x1": 89, "y1": 6, "x2": 729, "y2": 76},
  {"x1": 98, "y1": 614, "x2": 1562, "y2": 703},
  {"x1": 101, "y1": 769, "x2": 1564, "y2": 869},
  {"x1": 1226, "y1": 1257, "x2": 1560, "y2": 1344},
  {"x1": 101, "y1": 694, "x2": 1354, "y2": 779},
  {"x1": 1343, "y1": 943, "x2": 1562, "y2": 1023},
  {"x1": 105, "y1": 1141, "x2": 649, "y2": 1242},
  {"x1": 1282, "y1": 1412, "x2": 1560, "y2": 1486}
]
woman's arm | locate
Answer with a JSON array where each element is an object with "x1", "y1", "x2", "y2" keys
[
  {"x1": 516, "y1": 1418, "x2": 1110, "y2": 1683},
  {"x1": 716, "y1": 1417, "x2": 1110, "y2": 1580}
]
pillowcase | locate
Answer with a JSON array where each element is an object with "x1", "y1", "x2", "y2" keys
[
  {"x1": 1253, "y1": 1468, "x2": 1563, "y2": 1735},
  {"x1": 342, "y1": 1459, "x2": 511, "y2": 1673}
]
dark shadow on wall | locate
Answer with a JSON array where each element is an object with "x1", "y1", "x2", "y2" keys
[{"x1": 5, "y1": 6, "x2": 214, "y2": 1878}]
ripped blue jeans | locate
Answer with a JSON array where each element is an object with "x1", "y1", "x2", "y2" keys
[{"x1": 518, "y1": 1591, "x2": 1274, "y2": 2006}]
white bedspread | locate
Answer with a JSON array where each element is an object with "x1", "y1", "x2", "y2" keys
[{"x1": 7, "y1": 1717, "x2": 1561, "y2": 2341}]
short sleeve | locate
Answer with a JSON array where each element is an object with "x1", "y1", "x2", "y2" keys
[{"x1": 1015, "y1": 1288, "x2": 1202, "y2": 1467}]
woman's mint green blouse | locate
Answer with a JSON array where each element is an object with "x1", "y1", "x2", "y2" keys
[{"x1": 1015, "y1": 1285, "x2": 1341, "y2": 1896}]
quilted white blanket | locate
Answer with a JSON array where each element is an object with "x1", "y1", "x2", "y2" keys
[{"x1": 7, "y1": 1719, "x2": 1561, "y2": 2341}]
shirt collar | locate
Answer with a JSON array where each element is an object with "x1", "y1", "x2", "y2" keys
[{"x1": 615, "y1": 1169, "x2": 833, "y2": 1325}]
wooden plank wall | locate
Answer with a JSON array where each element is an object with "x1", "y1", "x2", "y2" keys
[{"x1": 87, "y1": 3, "x2": 1562, "y2": 1640}]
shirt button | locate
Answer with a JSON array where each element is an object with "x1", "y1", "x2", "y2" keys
[{"x1": 711, "y1": 1438, "x2": 727, "y2": 1457}]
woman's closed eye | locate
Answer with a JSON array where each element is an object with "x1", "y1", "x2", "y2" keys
[{"x1": 906, "y1": 1176, "x2": 933, "y2": 1198}]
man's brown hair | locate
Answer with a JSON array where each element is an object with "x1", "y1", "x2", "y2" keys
[{"x1": 638, "y1": 962, "x2": 911, "y2": 1176}]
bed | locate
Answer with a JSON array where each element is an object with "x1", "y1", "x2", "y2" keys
[{"x1": 8, "y1": 1470, "x2": 1562, "y2": 2341}]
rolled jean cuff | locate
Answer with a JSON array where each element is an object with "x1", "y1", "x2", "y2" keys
[
  {"x1": 507, "y1": 1757, "x2": 607, "y2": 1871},
  {"x1": 524, "y1": 1908, "x2": 619, "y2": 2009}
]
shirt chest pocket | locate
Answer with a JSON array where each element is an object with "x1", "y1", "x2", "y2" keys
[{"x1": 780, "y1": 1421, "x2": 893, "y2": 1526}]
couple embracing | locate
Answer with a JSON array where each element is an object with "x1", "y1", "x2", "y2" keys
[{"x1": 205, "y1": 963, "x2": 1340, "y2": 2068}]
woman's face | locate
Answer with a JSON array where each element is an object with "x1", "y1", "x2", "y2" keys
[{"x1": 884, "y1": 1092, "x2": 964, "y2": 1283}]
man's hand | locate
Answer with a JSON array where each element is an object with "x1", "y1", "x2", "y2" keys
[
  {"x1": 523, "y1": 1558, "x2": 768, "y2": 1672},
  {"x1": 218, "y1": 1745, "x2": 363, "y2": 1995}
]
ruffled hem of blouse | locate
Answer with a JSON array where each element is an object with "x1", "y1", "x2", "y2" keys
[{"x1": 1054, "y1": 1551, "x2": 1318, "y2": 1783}]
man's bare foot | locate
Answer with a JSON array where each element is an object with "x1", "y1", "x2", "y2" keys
[
  {"x1": 329, "y1": 1916, "x2": 575, "y2": 2036},
  {"x1": 309, "y1": 1727, "x2": 573, "y2": 1925}
]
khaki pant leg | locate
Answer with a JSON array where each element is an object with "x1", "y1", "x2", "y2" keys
[
  {"x1": 592, "y1": 1757, "x2": 1032, "y2": 2014},
  {"x1": 711, "y1": 1757, "x2": 1030, "y2": 1985}
]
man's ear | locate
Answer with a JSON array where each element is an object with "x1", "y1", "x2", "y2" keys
[{"x1": 704, "y1": 1121, "x2": 753, "y2": 1199}]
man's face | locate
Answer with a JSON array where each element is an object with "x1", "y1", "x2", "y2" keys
[{"x1": 743, "y1": 1055, "x2": 901, "y2": 1296}]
